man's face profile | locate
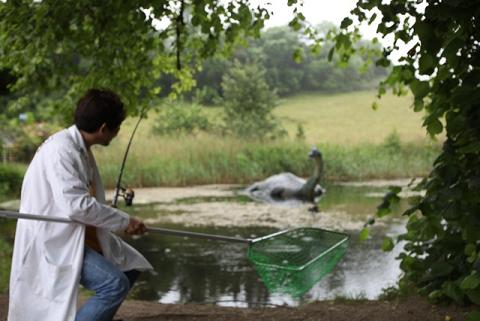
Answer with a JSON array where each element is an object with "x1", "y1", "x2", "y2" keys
[{"x1": 99, "y1": 124, "x2": 121, "y2": 146}]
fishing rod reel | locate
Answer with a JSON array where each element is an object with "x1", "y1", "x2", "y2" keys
[
  {"x1": 112, "y1": 186, "x2": 135, "y2": 207},
  {"x1": 112, "y1": 104, "x2": 149, "y2": 209}
]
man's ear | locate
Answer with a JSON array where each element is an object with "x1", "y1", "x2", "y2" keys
[{"x1": 98, "y1": 123, "x2": 108, "y2": 134}]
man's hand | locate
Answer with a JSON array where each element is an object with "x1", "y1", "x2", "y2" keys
[{"x1": 125, "y1": 217, "x2": 146, "y2": 235}]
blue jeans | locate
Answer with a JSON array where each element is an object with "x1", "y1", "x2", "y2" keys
[{"x1": 75, "y1": 247, "x2": 140, "y2": 321}]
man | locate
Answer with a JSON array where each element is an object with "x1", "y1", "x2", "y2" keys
[{"x1": 8, "y1": 89, "x2": 153, "y2": 321}]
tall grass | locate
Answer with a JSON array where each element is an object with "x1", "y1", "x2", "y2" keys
[{"x1": 94, "y1": 133, "x2": 439, "y2": 188}]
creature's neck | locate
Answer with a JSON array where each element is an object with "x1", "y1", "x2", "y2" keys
[{"x1": 313, "y1": 156, "x2": 323, "y2": 181}]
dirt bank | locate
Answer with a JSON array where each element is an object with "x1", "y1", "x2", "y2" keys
[{"x1": 0, "y1": 294, "x2": 470, "y2": 321}]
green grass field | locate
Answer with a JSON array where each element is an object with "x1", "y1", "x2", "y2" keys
[
  {"x1": 91, "y1": 90, "x2": 440, "y2": 187},
  {"x1": 274, "y1": 91, "x2": 431, "y2": 145}
]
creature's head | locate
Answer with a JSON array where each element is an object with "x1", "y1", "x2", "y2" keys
[{"x1": 308, "y1": 146, "x2": 322, "y2": 159}]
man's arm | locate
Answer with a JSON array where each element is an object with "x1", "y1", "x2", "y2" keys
[{"x1": 50, "y1": 148, "x2": 131, "y2": 232}]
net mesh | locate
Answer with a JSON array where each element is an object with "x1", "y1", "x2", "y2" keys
[{"x1": 247, "y1": 227, "x2": 348, "y2": 297}]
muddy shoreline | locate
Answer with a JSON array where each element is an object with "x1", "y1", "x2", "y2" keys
[{"x1": 0, "y1": 294, "x2": 470, "y2": 321}]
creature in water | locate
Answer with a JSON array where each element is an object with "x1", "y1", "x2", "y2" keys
[{"x1": 245, "y1": 146, "x2": 325, "y2": 212}]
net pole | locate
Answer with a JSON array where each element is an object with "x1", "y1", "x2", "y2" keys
[
  {"x1": 146, "y1": 227, "x2": 251, "y2": 243},
  {"x1": 0, "y1": 210, "x2": 251, "y2": 243}
]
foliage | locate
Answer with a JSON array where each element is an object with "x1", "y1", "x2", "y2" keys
[
  {"x1": 189, "y1": 25, "x2": 388, "y2": 100},
  {"x1": 0, "y1": 163, "x2": 24, "y2": 201},
  {"x1": 0, "y1": 232, "x2": 12, "y2": 293},
  {"x1": 0, "y1": 115, "x2": 58, "y2": 163},
  {"x1": 334, "y1": 0, "x2": 480, "y2": 309},
  {"x1": 221, "y1": 61, "x2": 285, "y2": 139},
  {"x1": 0, "y1": 0, "x2": 273, "y2": 123},
  {"x1": 152, "y1": 101, "x2": 213, "y2": 136}
]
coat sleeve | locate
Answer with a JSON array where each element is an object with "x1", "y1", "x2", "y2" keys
[{"x1": 49, "y1": 147, "x2": 130, "y2": 232}]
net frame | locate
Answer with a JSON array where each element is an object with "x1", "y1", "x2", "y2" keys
[{"x1": 247, "y1": 227, "x2": 349, "y2": 297}]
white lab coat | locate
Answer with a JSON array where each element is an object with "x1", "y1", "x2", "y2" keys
[{"x1": 8, "y1": 125, "x2": 153, "y2": 321}]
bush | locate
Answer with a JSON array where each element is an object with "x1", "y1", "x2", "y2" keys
[
  {"x1": 152, "y1": 102, "x2": 214, "y2": 136},
  {"x1": 193, "y1": 87, "x2": 222, "y2": 106},
  {"x1": 382, "y1": 130, "x2": 402, "y2": 154}
]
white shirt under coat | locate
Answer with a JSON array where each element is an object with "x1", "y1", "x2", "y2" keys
[{"x1": 8, "y1": 125, "x2": 153, "y2": 321}]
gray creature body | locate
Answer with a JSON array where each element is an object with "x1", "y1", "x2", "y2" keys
[{"x1": 245, "y1": 147, "x2": 325, "y2": 209}]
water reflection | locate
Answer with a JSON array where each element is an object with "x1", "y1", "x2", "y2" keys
[
  {"x1": 306, "y1": 222, "x2": 405, "y2": 301},
  {"x1": 128, "y1": 219, "x2": 405, "y2": 306},
  {"x1": 129, "y1": 225, "x2": 274, "y2": 306}
]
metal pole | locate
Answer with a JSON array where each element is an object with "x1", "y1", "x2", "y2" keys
[
  {"x1": 0, "y1": 210, "x2": 251, "y2": 244},
  {"x1": 146, "y1": 226, "x2": 251, "y2": 244},
  {"x1": 0, "y1": 210, "x2": 73, "y2": 224}
]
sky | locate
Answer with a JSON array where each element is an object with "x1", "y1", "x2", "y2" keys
[
  {"x1": 251, "y1": 0, "x2": 378, "y2": 38},
  {"x1": 258, "y1": 1, "x2": 356, "y2": 26}
]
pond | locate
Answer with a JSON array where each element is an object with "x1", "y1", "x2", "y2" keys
[{"x1": 113, "y1": 180, "x2": 416, "y2": 307}]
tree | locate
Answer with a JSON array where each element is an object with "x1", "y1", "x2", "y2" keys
[
  {"x1": 333, "y1": 0, "x2": 480, "y2": 308},
  {"x1": 0, "y1": 0, "x2": 274, "y2": 122},
  {"x1": 221, "y1": 61, "x2": 282, "y2": 139}
]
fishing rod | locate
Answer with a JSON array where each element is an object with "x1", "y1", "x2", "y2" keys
[{"x1": 111, "y1": 104, "x2": 150, "y2": 208}]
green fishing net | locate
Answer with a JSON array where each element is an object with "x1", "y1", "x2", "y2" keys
[{"x1": 247, "y1": 227, "x2": 349, "y2": 297}]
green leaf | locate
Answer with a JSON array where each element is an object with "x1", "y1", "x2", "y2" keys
[
  {"x1": 457, "y1": 142, "x2": 480, "y2": 154},
  {"x1": 419, "y1": 53, "x2": 435, "y2": 75},
  {"x1": 359, "y1": 1, "x2": 376, "y2": 10},
  {"x1": 466, "y1": 288, "x2": 480, "y2": 305},
  {"x1": 461, "y1": 272, "x2": 480, "y2": 290},
  {"x1": 359, "y1": 227, "x2": 369, "y2": 241},
  {"x1": 381, "y1": 237, "x2": 394, "y2": 251},
  {"x1": 425, "y1": 261, "x2": 454, "y2": 279},
  {"x1": 413, "y1": 98, "x2": 424, "y2": 112},
  {"x1": 444, "y1": 37, "x2": 464, "y2": 62},
  {"x1": 466, "y1": 244, "x2": 477, "y2": 256},
  {"x1": 443, "y1": 281, "x2": 465, "y2": 304},
  {"x1": 377, "y1": 206, "x2": 391, "y2": 217},
  {"x1": 328, "y1": 47, "x2": 335, "y2": 61},
  {"x1": 410, "y1": 79, "x2": 430, "y2": 99},
  {"x1": 424, "y1": 115, "x2": 443, "y2": 136},
  {"x1": 414, "y1": 21, "x2": 439, "y2": 52},
  {"x1": 340, "y1": 17, "x2": 353, "y2": 29},
  {"x1": 428, "y1": 289, "x2": 444, "y2": 300},
  {"x1": 375, "y1": 57, "x2": 390, "y2": 67},
  {"x1": 371, "y1": 101, "x2": 379, "y2": 110},
  {"x1": 292, "y1": 48, "x2": 303, "y2": 63},
  {"x1": 288, "y1": 17, "x2": 302, "y2": 31}
]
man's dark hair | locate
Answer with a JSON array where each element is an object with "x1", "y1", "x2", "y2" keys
[{"x1": 75, "y1": 89, "x2": 126, "y2": 133}]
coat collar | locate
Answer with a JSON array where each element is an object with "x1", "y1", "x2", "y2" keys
[{"x1": 67, "y1": 125, "x2": 89, "y2": 158}]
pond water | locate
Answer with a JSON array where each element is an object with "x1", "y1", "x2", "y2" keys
[{"x1": 117, "y1": 181, "x2": 415, "y2": 307}]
